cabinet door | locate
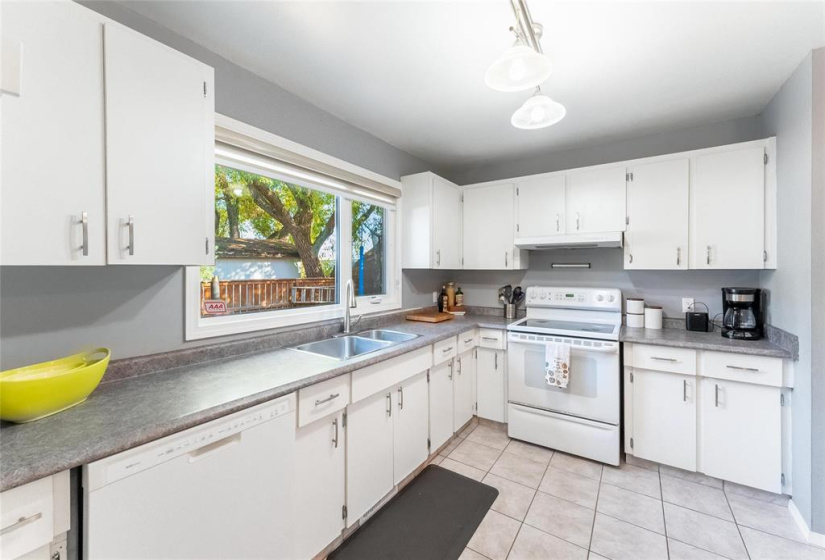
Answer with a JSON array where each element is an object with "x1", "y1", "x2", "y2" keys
[
  {"x1": 477, "y1": 349, "x2": 506, "y2": 423},
  {"x1": 429, "y1": 360, "x2": 455, "y2": 451},
  {"x1": 516, "y1": 175, "x2": 566, "y2": 237},
  {"x1": 632, "y1": 369, "x2": 696, "y2": 471},
  {"x1": 566, "y1": 166, "x2": 627, "y2": 233},
  {"x1": 1, "y1": 1, "x2": 106, "y2": 265},
  {"x1": 463, "y1": 184, "x2": 515, "y2": 269},
  {"x1": 346, "y1": 391, "x2": 394, "y2": 526},
  {"x1": 691, "y1": 146, "x2": 765, "y2": 269},
  {"x1": 700, "y1": 379, "x2": 781, "y2": 493},
  {"x1": 104, "y1": 23, "x2": 214, "y2": 265},
  {"x1": 431, "y1": 176, "x2": 462, "y2": 269},
  {"x1": 393, "y1": 373, "x2": 429, "y2": 485},
  {"x1": 625, "y1": 159, "x2": 689, "y2": 270},
  {"x1": 454, "y1": 350, "x2": 475, "y2": 430},
  {"x1": 295, "y1": 411, "x2": 345, "y2": 559}
]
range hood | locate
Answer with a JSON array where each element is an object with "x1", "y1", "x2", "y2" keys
[{"x1": 515, "y1": 232, "x2": 623, "y2": 250}]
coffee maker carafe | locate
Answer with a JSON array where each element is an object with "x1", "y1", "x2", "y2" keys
[{"x1": 721, "y1": 288, "x2": 763, "y2": 340}]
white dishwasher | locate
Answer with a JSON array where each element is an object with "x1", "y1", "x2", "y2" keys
[{"x1": 84, "y1": 394, "x2": 296, "y2": 560}]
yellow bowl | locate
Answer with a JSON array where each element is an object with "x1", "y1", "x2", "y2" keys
[{"x1": 0, "y1": 348, "x2": 110, "y2": 423}]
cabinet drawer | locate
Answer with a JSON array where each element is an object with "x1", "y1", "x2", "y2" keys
[
  {"x1": 0, "y1": 477, "x2": 54, "y2": 560},
  {"x1": 433, "y1": 336, "x2": 458, "y2": 366},
  {"x1": 478, "y1": 329, "x2": 506, "y2": 350},
  {"x1": 457, "y1": 330, "x2": 478, "y2": 354},
  {"x1": 298, "y1": 375, "x2": 351, "y2": 427},
  {"x1": 351, "y1": 347, "x2": 433, "y2": 403},
  {"x1": 700, "y1": 351, "x2": 782, "y2": 387},
  {"x1": 630, "y1": 345, "x2": 696, "y2": 375}
]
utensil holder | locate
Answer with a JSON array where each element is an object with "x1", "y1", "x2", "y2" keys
[{"x1": 504, "y1": 304, "x2": 516, "y2": 319}]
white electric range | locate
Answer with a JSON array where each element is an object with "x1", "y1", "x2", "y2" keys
[{"x1": 506, "y1": 286, "x2": 622, "y2": 466}]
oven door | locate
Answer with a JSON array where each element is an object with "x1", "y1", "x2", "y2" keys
[{"x1": 507, "y1": 332, "x2": 620, "y2": 424}]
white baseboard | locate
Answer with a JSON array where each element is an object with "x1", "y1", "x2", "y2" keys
[{"x1": 789, "y1": 499, "x2": 825, "y2": 547}]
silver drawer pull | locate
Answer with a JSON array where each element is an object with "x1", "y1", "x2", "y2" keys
[
  {"x1": 481, "y1": 336, "x2": 498, "y2": 342},
  {"x1": 726, "y1": 365, "x2": 759, "y2": 372},
  {"x1": 442, "y1": 346, "x2": 454, "y2": 353},
  {"x1": 0, "y1": 512, "x2": 42, "y2": 536},
  {"x1": 464, "y1": 338, "x2": 474, "y2": 344},
  {"x1": 651, "y1": 357, "x2": 678, "y2": 362},
  {"x1": 315, "y1": 393, "x2": 340, "y2": 406}
]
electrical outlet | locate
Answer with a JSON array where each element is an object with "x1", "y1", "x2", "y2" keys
[
  {"x1": 682, "y1": 298, "x2": 694, "y2": 313},
  {"x1": 433, "y1": 291, "x2": 438, "y2": 304}
]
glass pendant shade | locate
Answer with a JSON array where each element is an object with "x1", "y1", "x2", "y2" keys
[
  {"x1": 511, "y1": 93, "x2": 566, "y2": 129},
  {"x1": 485, "y1": 44, "x2": 552, "y2": 92}
]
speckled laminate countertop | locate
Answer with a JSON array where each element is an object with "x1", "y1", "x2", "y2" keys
[
  {"x1": 0, "y1": 315, "x2": 512, "y2": 492},
  {"x1": 620, "y1": 326, "x2": 792, "y2": 359}
]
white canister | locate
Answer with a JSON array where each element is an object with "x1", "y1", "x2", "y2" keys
[
  {"x1": 626, "y1": 298, "x2": 645, "y2": 315},
  {"x1": 626, "y1": 313, "x2": 645, "y2": 328},
  {"x1": 644, "y1": 306, "x2": 663, "y2": 330}
]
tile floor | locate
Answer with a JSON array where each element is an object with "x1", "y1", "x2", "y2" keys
[{"x1": 427, "y1": 419, "x2": 824, "y2": 560}]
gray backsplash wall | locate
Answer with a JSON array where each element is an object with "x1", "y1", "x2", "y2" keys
[
  {"x1": 403, "y1": 249, "x2": 760, "y2": 319},
  {"x1": 759, "y1": 53, "x2": 815, "y2": 531},
  {"x1": 0, "y1": 1, "x2": 434, "y2": 370}
]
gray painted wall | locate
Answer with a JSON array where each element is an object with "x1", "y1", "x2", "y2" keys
[
  {"x1": 445, "y1": 116, "x2": 763, "y2": 185},
  {"x1": 810, "y1": 47, "x2": 825, "y2": 535},
  {"x1": 759, "y1": 53, "x2": 815, "y2": 530},
  {"x1": 0, "y1": 1, "x2": 434, "y2": 370}
]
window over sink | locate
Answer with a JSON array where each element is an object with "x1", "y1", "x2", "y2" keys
[{"x1": 185, "y1": 115, "x2": 401, "y2": 340}]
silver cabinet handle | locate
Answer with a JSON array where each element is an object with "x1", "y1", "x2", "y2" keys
[
  {"x1": 576, "y1": 212, "x2": 580, "y2": 231},
  {"x1": 651, "y1": 356, "x2": 677, "y2": 362},
  {"x1": 683, "y1": 379, "x2": 687, "y2": 402},
  {"x1": 677, "y1": 247, "x2": 681, "y2": 266},
  {"x1": 505, "y1": 251, "x2": 508, "y2": 267},
  {"x1": 482, "y1": 336, "x2": 497, "y2": 342},
  {"x1": 442, "y1": 346, "x2": 454, "y2": 354},
  {"x1": 464, "y1": 337, "x2": 474, "y2": 344},
  {"x1": 398, "y1": 386, "x2": 404, "y2": 410},
  {"x1": 457, "y1": 357, "x2": 462, "y2": 375},
  {"x1": 556, "y1": 213, "x2": 560, "y2": 232},
  {"x1": 436, "y1": 249, "x2": 441, "y2": 267},
  {"x1": 126, "y1": 215, "x2": 135, "y2": 256},
  {"x1": 448, "y1": 359, "x2": 453, "y2": 380},
  {"x1": 494, "y1": 352, "x2": 498, "y2": 370},
  {"x1": 715, "y1": 384, "x2": 720, "y2": 407},
  {"x1": 332, "y1": 418, "x2": 339, "y2": 448},
  {"x1": 386, "y1": 393, "x2": 392, "y2": 417},
  {"x1": 706, "y1": 245, "x2": 711, "y2": 266},
  {"x1": 629, "y1": 253, "x2": 633, "y2": 264},
  {"x1": 79, "y1": 212, "x2": 89, "y2": 256},
  {"x1": 726, "y1": 365, "x2": 759, "y2": 372},
  {"x1": 0, "y1": 512, "x2": 42, "y2": 536},
  {"x1": 315, "y1": 393, "x2": 340, "y2": 406}
]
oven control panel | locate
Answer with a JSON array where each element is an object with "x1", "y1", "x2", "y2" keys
[{"x1": 526, "y1": 287, "x2": 622, "y2": 311}]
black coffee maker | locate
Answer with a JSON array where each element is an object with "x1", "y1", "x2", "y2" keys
[{"x1": 721, "y1": 288, "x2": 763, "y2": 340}]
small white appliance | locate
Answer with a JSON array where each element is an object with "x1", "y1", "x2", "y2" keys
[
  {"x1": 507, "y1": 287, "x2": 622, "y2": 466},
  {"x1": 84, "y1": 396, "x2": 296, "y2": 559}
]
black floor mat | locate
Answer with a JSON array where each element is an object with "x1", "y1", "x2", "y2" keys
[{"x1": 330, "y1": 465, "x2": 498, "y2": 560}]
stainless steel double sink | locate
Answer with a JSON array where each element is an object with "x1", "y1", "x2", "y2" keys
[{"x1": 291, "y1": 330, "x2": 419, "y2": 360}]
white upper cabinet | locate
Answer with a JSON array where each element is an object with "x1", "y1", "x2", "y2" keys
[
  {"x1": 625, "y1": 159, "x2": 689, "y2": 270},
  {"x1": 1, "y1": 1, "x2": 106, "y2": 265},
  {"x1": 104, "y1": 23, "x2": 215, "y2": 266},
  {"x1": 691, "y1": 144, "x2": 766, "y2": 269},
  {"x1": 463, "y1": 183, "x2": 527, "y2": 270},
  {"x1": 566, "y1": 166, "x2": 627, "y2": 234},
  {"x1": 401, "y1": 172, "x2": 462, "y2": 269},
  {"x1": 515, "y1": 175, "x2": 566, "y2": 237}
]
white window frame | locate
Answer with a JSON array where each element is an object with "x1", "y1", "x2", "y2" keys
[{"x1": 185, "y1": 114, "x2": 402, "y2": 341}]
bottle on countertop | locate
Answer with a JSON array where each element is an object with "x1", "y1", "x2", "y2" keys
[
  {"x1": 455, "y1": 287, "x2": 464, "y2": 307},
  {"x1": 438, "y1": 285, "x2": 447, "y2": 313},
  {"x1": 446, "y1": 282, "x2": 456, "y2": 308}
]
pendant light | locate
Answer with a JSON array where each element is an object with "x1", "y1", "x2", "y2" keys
[
  {"x1": 485, "y1": 41, "x2": 552, "y2": 92},
  {"x1": 511, "y1": 89, "x2": 566, "y2": 130}
]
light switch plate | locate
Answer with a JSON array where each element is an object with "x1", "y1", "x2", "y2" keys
[{"x1": 682, "y1": 298, "x2": 694, "y2": 313}]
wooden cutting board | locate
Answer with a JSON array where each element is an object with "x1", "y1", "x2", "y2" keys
[{"x1": 405, "y1": 310, "x2": 455, "y2": 323}]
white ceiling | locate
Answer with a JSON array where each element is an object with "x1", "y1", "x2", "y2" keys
[{"x1": 123, "y1": 1, "x2": 825, "y2": 170}]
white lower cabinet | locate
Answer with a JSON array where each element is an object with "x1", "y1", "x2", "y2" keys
[
  {"x1": 454, "y1": 349, "x2": 475, "y2": 430},
  {"x1": 699, "y1": 379, "x2": 782, "y2": 493},
  {"x1": 0, "y1": 472, "x2": 70, "y2": 560},
  {"x1": 346, "y1": 390, "x2": 395, "y2": 526},
  {"x1": 392, "y1": 373, "x2": 430, "y2": 484},
  {"x1": 631, "y1": 369, "x2": 696, "y2": 471},
  {"x1": 429, "y1": 359, "x2": 455, "y2": 451},
  {"x1": 477, "y1": 348, "x2": 506, "y2": 423},
  {"x1": 294, "y1": 410, "x2": 346, "y2": 560}
]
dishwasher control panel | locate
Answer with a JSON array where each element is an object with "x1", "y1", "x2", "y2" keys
[{"x1": 86, "y1": 395, "x2": 294, "y2": 491}]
